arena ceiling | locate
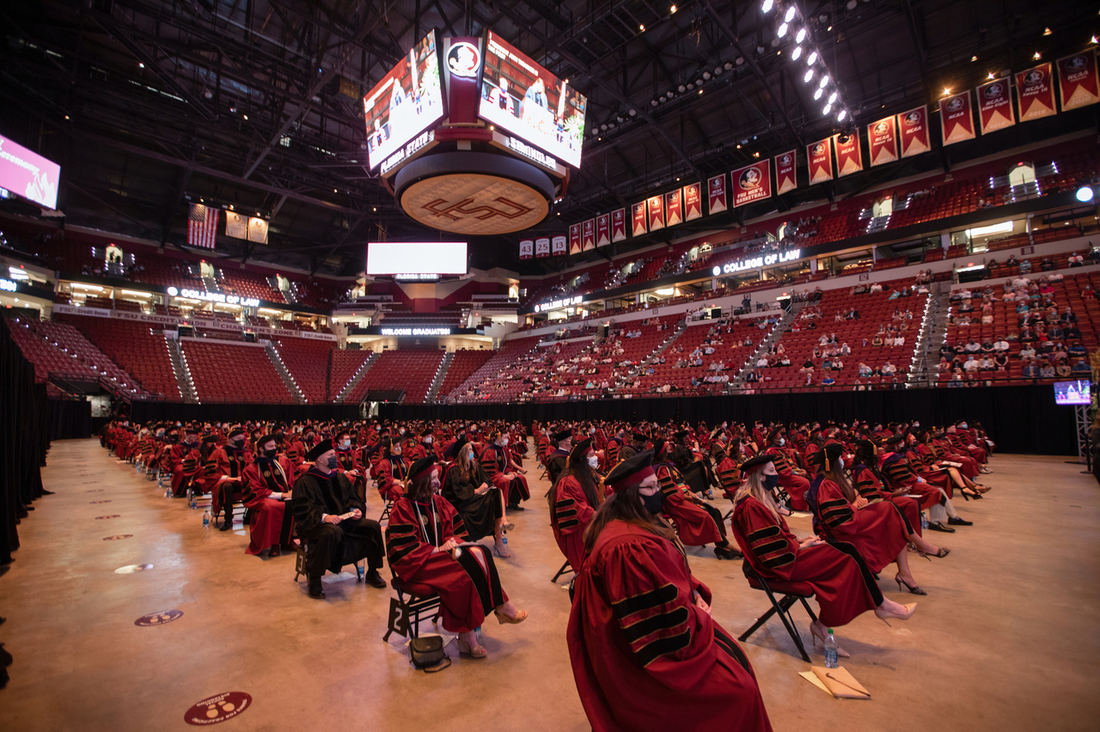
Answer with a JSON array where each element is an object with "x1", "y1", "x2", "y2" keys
[{"x1": 0, "y1": 0, "x2": 1095, "y2": 277}]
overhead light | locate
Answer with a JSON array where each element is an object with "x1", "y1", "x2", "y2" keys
[
  {"x1": 756, "y1": 45, "x2": 766, "y2": 54},
  {"x1": 778, "y1": 22, "x2": 789, "y2": 37},
  {"x1": 966, "y1": 221, "x2": 1014, "y2": 237},
  {"x1": 639, "y1": 23, "x2": 645, "y2": 31},
  {"x1": 762, "y1": 0, "x2": 774, "y2": 12},
  {"x1": 678, "y1": 84, "x2": 686, "y2": 92},
  {"x1": 819, "y1": 75, "x2": 829, "y2": 88},
  {"x1": 942, "y1": 87, "x2": 951, "y2": 96},
  {"x1": 1077, "y1": 186, "x2": 1095, "y2": 203},
  {"x1": 702, "y1": 71, "x2": 711, "y2": 79},
  {"x1": 696, "y1": 77, "x2": 704, "y2": 85},
  {"x1": 687, "y1": 82, "x2": 694, "y2": 89},
  {"x1": 138, "y1": 62, "x2": 144, "y2": 68},
  {"x1": 796, "y1": 28, "x2": 807, "y2": 43},
  {"x1": 629, "y1": 108, "x2": 637, "y2": 116},
  {"x1": 698, "y1": 89, "x2": 704, "y2": 95},
  {"x1": 715, "y1": 66, "x2": 724, "y2": 74},
  {"x1": 988, "y1": 72, "x2": 995, "y2": 79},
  {"x1": 784, "y1": 6, "x2": 796, "y2": 22},
  {"x1": 1033, "y1": 51, "x2": 1042, "y2": 60},
  {"x1": 753, "y1": 151, "x2": 760, "y2": 157},
  {"x1": 1092, "y1": 36, "x2": 1099, "y2": 44},
  {"x1": 805, "y1": 69, "x2": 815, "y2": 82},
  {"x1": 828, "y1": 91, "x2": 838, "y2": 103},
  {"x1": 823, "y1": 103, "x2": 832, "y2": 115},
  {"x1": 1043, "y1": 27, "x2": 1052, "y2": 36},
  {"x1": 792, "y1": 46, "x2": 803, "y2": 60},
  {"x1": 807, "y1": 51, "x2": 818, "y2": 65},
  {"x1": 971, "y1": 55, "x2": 978, "y2": 62},
  {"x1": 813, "y1": 87, "x2": 824, "y2": 99},
  {"x1": 837, "y1": 109, "x2": 847, "y2": 121},
  {"x1": 670, "y1": 4, "x2": 677, "y2": 12},
  {"x1": 725, "y1": 61, "x2": 735, "y2": 69}
]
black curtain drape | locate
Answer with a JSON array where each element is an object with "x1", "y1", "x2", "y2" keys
[
  {"x1": 129, "y1": 401, "x2": 360, "y2": 425},
  {"x1": 380, "y1": 385, "x2": 1075, "y2": 455},
  {"x1": 0, "y1": 319, "x2": 49, "y2": 565},
  {"x1": 48, "y1": 398, "x2": 92, "y2": 441}
]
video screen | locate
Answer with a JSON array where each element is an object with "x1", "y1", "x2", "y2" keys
[
  {"x1": 1054, "y1": 379, "x2": 1091, "y2": 406},
  {"x1": 366, "y1": 241, "x2": 468, "y2": 276},
  {"x1": 0, "y1": 133, "x2": 60, "y2": 209},
  {"x1": 479, "y1": 30, "x2": 587, "y2": 168},
  {"x1": 363, "y1": 31, "x2": 445, "y2": 171}
]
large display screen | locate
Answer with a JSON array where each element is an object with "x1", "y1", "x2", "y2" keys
[
  {"x1": 479, "y1": 30, "x2": 587, "y2": 168},
  {"x1": 1054, "y1": 379, "x2": 1091, "y2": 405},
  {"x1": 363, "y1": 31, "x2": 445, "y2": 171},
  {"x1": 366, "y1": 241, "x2": 468, "y2": 276},
  {"x1": 0, "y1": 134, "x2": 60, "y2": 209}
]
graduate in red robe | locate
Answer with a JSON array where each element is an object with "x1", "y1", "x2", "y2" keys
[
  {"x1": 241, "y1": 435, "x2": 296, "y2": 557},
  {"x1": 168, "y1": 425, "x2": 203, "y2": 498},
  {"x1": 568, "y1": 450, "x2": 773, "y2": 732},
  {"x1": 652, "y1": 439, "x2": 740, "y2": 559},
  {"x1": 851, "y1": 439, "x2": 924, "y2": 538},
  {"x1": 730, "y1": 454, "x2": 916, "y2": 658},
  {"x1": 208, "y1": 428, "x2": 253, "y2": 530},
  {"x1": 764, "y1": 432, "x2": 811, "y2": 511},
  {"x1": 881, "y1": 435, "x2": 972, "y2": 533},
  {"x1": 373, "y1": 438, "x2": 409, "y2": 501},
  {"x1": 548, "y1": 438, "x2": 602, "y2": 573},
  {"x1": 479, "y1": 430, "x2": 530, "y2": 510},
  {"x1": 386, "y1": 457, "x2": 527, "y2": 659}
]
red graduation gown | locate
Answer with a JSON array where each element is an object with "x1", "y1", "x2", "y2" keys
[
  {"x1": 241, "y1": 457, "x2": 296, "y2": 555},
  {"x1": 730, "y1": 496, "x2": 875, "y2": 628},
  {"x1": 764, "y1": 446, "x2": 810, "y2": 511},
  {"x1": 567, "y1": 521, "x2": 772, "y2": 732},
  {"x1": 813, "y1": 477, "x2": 909, "y2": 574},
  {"x1": 550, "y1": 475, "x2": 596, "y2": 572},
  {"x1": 852, "y1": 464, "x2": 922, "y2": 536}
]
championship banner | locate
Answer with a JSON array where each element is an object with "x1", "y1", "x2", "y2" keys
[
  {"x1": 975, "y1": 78, "x2": 1015, "y2": 134},
  {"x1": 665, "y1": 189, "x2": 683, "y2": 227},
  {"x1": 596, "y1": 214, "x2": 610, "y2": 247},
  {"x1": 582, "y1": 218, "x2": 596, "y2": 251},
  {"x1": 898, "y1": 105, "x2": 931, "y2": 158},
  {"x1": 807, "y1": 138, "x2": 834, "y2": 184},
  {"x1": 519, "y1": 239, "x2": 534, "y2": 260},
  {"x1": 247, "y1": 217, "x2": 269, "y2": 244},
  {"x1": 683, "y1": 183, "x2": 702, "y2": 220},
  {"x1": 731, "y1": 160, "x2": 772, "y2": 207},
  {"x1": 535, "y1": 237, "x2": 551, "y2": 258},
  {"x1": 939, "y1": 91, "x2": 976, "y2": 146},
  {"x1": 631, "y1": 202, "x2": 647, "y2": 237},
  {"x1": 834, "y1": 134, "x2": 863, "y2": 176},
  {"x1": 551, "y1": 235, "x2": 567, "y2": 256},
  {"x1": 867, "y1": 116, "x2": 899, "y2": 166},
  {"x1": 611, "y1": 208, "x2": 627, "y2": 242},
  {"x1": 647, "y1": 195, "x2": 665, "y2": 231},
  {"x1": 774, "y1": 151, "x2": 797, "y2": 194},
  {"x1": 568, "y1": 223, "x2": 582, "y2": 255},
  {"x1": 708, "y1": 174, "x2": 727, "y2": 214},
  {"x1": 1058, "y1": 51, "x2": 1100, "y2": 111},
  {"x1": 1016, "y1": 63, "x2": 1056, "y2": 121},
  {"x1": 225, "y1": 211, "x2": 248, "y2": 240}
]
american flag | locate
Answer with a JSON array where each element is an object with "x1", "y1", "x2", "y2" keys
[{"x1": 187, "y1": 203, "x2": 219, "y2": 249}]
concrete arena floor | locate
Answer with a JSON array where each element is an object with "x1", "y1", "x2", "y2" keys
[{"x1": 0, "y1": 439, "x2": 1098, "y2": 732}]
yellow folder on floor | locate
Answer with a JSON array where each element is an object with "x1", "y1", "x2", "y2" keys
[{"x1": 810, "y1": 666, "x2": 871, "y2": 699}]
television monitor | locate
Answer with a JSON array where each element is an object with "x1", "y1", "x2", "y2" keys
[
  {"x1": 0, "y1": 133, "x2": 60, "y2": 209},
  {"x1": 366, "y1": 241, "x2": 468, "y2": 276},
  {"x1": 1054, "y1": 379, "x2": 1091, "y2": 406},
  {"x1": 479, "y1": 30, "x2": 587, "y2": 168},
  {"x1": 363, "y1": 30, "x2": 446, "y2": 171}
]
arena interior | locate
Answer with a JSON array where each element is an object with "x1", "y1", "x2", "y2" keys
[{"x1": 1, "y1": 0, "x2": 1099, "y2": 730}]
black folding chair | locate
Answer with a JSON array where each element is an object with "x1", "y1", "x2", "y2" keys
[
  {"x1": 737, "y1": 562, "x2": 819, "y2": 663},
  {"x1": 551, "y1": 560, "x2": 573, "y2": 583},
  {"x1": 383, "y1": 572, "x2": 443, "y2": 642}
]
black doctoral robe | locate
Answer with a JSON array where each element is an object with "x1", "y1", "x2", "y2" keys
[{"x1": 293, "y1": 468, "x2": 383, "y2": 575}]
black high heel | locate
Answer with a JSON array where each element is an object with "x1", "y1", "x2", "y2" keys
[{"x1": 895, "y1": 573, "x2": 928, "y2": 596}]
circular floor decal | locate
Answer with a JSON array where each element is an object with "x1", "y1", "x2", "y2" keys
[
  {"x1": 115, "y1": 563, "x2": 153, "y2": 574},
  {"x1": 103, "y1": 534, "x2": 133, "y2": 541},
  {"x1": 183, "y1": 692, "x2": 252, "y2": 725},
  {"x1": 95, "y1": 515, "x2": 121, "y2": 519},
  {"x1": 135, "y1": 609, "x2": 182, "y2": 627},
  {"x1": 89, "y1": 500, "x2": 112, "y2": 504}
]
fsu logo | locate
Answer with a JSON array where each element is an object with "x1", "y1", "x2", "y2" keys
[
  {"x1": 447, "y1": 42, "x2": 480, "y2": 78},
  {"x1": 812, "y1": 143, "x2": 826, "y2": 156},
  {"x1": 1024, "y1": 69, "x2": 1045, "y2": 86},
  {"x1": 873, "y1": 121, "x2": 889, "y2": 133},
  {"x1": 710, "y1": 177, "x2": 723, "y2": 190},
  {"x1": 1067, "y1": 55, "x2": 1088, "y2": 72},
  {"x1": 984, "y1": 82, "x2": 1004, "y2": 98},
  {"x1": 739, "y1": 167, "x2": 763, "y2": 189},
  {"x1": 778, "y1": 154, "x2": 792, "y2": 166},
  {"x1": 613, "y1": 209, "x2": 623, "y2": 221},
  {"x1": 945, "y1": 96, "x2": 964, "y2": 112}
]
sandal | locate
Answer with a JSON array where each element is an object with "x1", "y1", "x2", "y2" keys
[
  {"x1": 493, "y1": 543, "x2": 512, "y2": 558},
  {"x1": 495, "y1": 609, "x2": 528, "y2": 625},
  {"x1": 457, "y1": 638, "x2": 488, "y2": 658}
]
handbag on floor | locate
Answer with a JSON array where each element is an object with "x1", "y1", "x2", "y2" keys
[{"x1": 409, "y1": 635, "x2": 451, "y2": 673}]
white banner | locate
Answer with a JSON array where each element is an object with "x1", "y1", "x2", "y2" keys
[{"x1": 53, "y1": 304, "x2": 337, "y2": 341}]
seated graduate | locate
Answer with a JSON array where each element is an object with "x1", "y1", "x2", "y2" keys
[
  {"x1": 806, "y1": 444, "x2": 947, "y2": 598},
  {"x1": 241, "y1": 434, "x2": 296, "y2": 556},
  {"x1": 546, "y1": 428, "x2": 573, "y2": 485},
  {"x1": 373, "y1": 437, "x2": 409, "y2": 501},
  {"x1": 292, "y1": 439, "x2": 387, "y2": 599},
  {"x1": 651, "y1": 438, "x2": 741, "y2": 559},
  {"x1": 881, "y1": 434, "x2": 972, "y2": 533},
  {"x1": 567, "y1": 451, "x2": 773, "y2": 732},
  {"x1": 730, "y1": 454, "x2": 916, "y2": 658},
  {"x1": 479, "y1": 428, "x2": 530, "y2": 511},
  {"x1": 386, "y1": 457, "x2": 527, "y2": 659},
  {"x1": 548, "y1": 438, "x2": 602, "y2": 573},
  {"x1": 169, "y1": 424, "x2": 204, "y2": 498},
  {"x1": 441, "y1": 441, "x2": 510, "y2": 557},
  {"x1": 332, "y1": 430, "x2": 367, "y2": 503},
  {"x1": 209, "y1": 427, "x2": 253, "y2": 531}
]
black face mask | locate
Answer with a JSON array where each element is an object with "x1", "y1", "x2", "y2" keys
[
  {"x1": 325, "y1": 456, "x2": 339, "y2": 469},
  {"x1": 763, "y1": 474, "x2": 780, "y2": 491},
  {"x1": 640, "y1": 490, "x2": 664, "y2": 516},
  {"x1": 263, "y1": 449, "x2": 277, "y2": 460}
]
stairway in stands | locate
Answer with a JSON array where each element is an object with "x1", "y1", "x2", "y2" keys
[
  {"x1": 264, "y1": 341, "x2": 306, "y2": 403},
  {"x1": 165, "y1": 336, "x2": 198, "y2": 403},
  {"x1": 336, "y1": 351, "x2": 379, "y2": 403},
  {"x1": 910, "y1": 284, "x2": 951, "y2": 387},
  {"x1": 734, "y1": 301, "x2": 804, "y2": 381},
  {"x1": 424, "y1": 351, "x2": 454, "y2": 402}
]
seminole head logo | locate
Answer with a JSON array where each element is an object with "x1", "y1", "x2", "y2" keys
[
  {"x1": 1067, "y1": 55, "x2": 1088, "y2": 72},
  {"x1": 904, "y1": 110, "x2": 922, "y2": 126},
  {"x1": 1024, "y1": 69, "x2": 1045, "y2": 86},
  {"x1": 779, "y1": 154, "x2": 792, "y2": 166},
  {"x1": 984, "y1": 82, "x2": 1004, "y2": 98},
  {"x1": 812, "y1": 143, "x2": 827, "y2": 156},
  {"x1": 945, "y1": 96, "x2": 964, "y2": 112},
  {"x1": 710, "y1": 177, "x2": 723, "y2": 190},
  {"x1": 447, "y1": 42, "x2": 480, "y2": 78},
  {"x1": 739, "y1": 166, "x2": 763, "y2": 189},
  {"x1": 873, "y1": 121, "x2": 889, "y2": 134}
]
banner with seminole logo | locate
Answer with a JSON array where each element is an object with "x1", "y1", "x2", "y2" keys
[
  {"x1": 774, "y1": 151, "x2": 797, "y2": 194},
  {"x1": 939, "y1": 90, "x2": 976, "y2": 146},
  {"x1": 611, "y1": 207, "x2": 627, "y2": 242},
  {"x1": 665, "y1": 189, "x2": 683, "y2": 227},
  {"x1": 582, "y1": 218, "x2": 595, "y2": 251},
  {"x1": 631, "y1": 201, "x2": 647, "y2": 237},
  {"x1": 568, "y1": 223, "x2": 582, "y2": 255},
  {"x1": 647, "y1": 194, "x2": 665, "y2": 231},
  {"x1": 807, "y1": 138, "x2": 834, "y2": 184},
  {"x1": 731, "y1": 161, "x2": 772, "y2": 207},
  {"x1": 683, "y1": 183, "x2": 702, "y2": 221},
  {"x1": 834, "y1": 134, "x2": 863, "y2": 176},
  {"x1": 975, "y1": 78, "x2": 1015, "y2": 134},
  {"x1": 707, "y1": 174, "x2": 727, "y2": 214},
  {"x1": 596, "y1": 214, "x2": 610, "y2": 247},
  {"x1": 1016, "y1": 63, "x2": 1057, "y2": 121},
  {"x1": 1057, "y1": 51, "x2": 1100, "y2": 111},
  {"x1": 867, "y1": 116, "x2": 899, "y2": 166},
  {"x1": 898, "y1": 105, "x2": 931, "y2": 158}
]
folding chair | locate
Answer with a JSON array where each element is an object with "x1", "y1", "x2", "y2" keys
[
  {"x1": 551, "y1": 560, "x2": 573, "y2": 583},
  {"x1": 737, "y1": 562, "x2": 819, "y2": 663},
  {"x1": 383, "y1": 572, "x2": 443, "y2": 642}
]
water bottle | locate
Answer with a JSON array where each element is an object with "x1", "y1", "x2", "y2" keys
[
  {"x1": 202, "y1": 510, "x2": 210, "y2": 527},
  {"x1": 165, "y1": 483, "x2": 171, "y2": 498},
  {"x1": 921, "y1": 512, "x2": 929, "y2": 530},
  {"x1": 824, "y1": 628, "x2": 839, "y2": 669},
  {"x1": 502, "y1": 531, "x2": 508, "y2": 550}
]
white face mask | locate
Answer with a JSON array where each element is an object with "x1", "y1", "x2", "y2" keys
[
  {"x1": 340, "y1": 440, "x2": 351, "y2": 450},
  {"x1": 836, "y1": 457, "x2": 845, "y2": 471},
  {"x1": 501, "y1": 438, "x2": 509, "y2": 447},
  {"x1": 778, "y1": 437, "x2": 786, "y2": 447},
  {"x1": 399, "y1": 428, "x2": 406, "y2": 435},
  {"x1": 424, "y1": 436, "x2": 433, "y2": 444},
  {"x1": 587, "y1": 455, "x2": 599, "y2": 469}
]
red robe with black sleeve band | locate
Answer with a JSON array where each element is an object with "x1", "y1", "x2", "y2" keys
[
  {"x1": 241, "y1": 456, "x2": 296, "y2": 555},
  {"x1": 730, "y1": 496, "x2": 875, "y2": 628},
  {"x1": 480, "y1": 443, "x2": 530, "y2": 503},
  {"x1": 811, "y1": 476, "x2": 910, "y2": 574},
  {"x1": 880, "y1": 453, "x2": 943, "y2": 511},
  {"x1": 852, "y1": 464, "x2": 922, "y2": 537},
  {"x1": 567, "y1": 521, "x2": 772, "y2": 732},
  {"x1": 550, "y1": 475, "x2": 597, "y2": 572},
  {"x1": 764, "y1": 446, "x2": 811, "y2": 511},
  {"x1": 655, "y1": 463, "x2": 722, "y2": 547},
  {"x1": 209, "y1": 446, "x2": 253, "y2": 516}
]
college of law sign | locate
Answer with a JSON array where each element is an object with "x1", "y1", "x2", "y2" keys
[
  {"x1": 534, "y1": 295, "x2": 583, "y2": 313},
  {"x1": 713, "y1": 249, "x2": 801, "y2": 275}
]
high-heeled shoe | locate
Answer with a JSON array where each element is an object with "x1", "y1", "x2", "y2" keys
[
  {"x1": 492, "y1": 542, "x2": 512, "y2": 558},
  {"x1": 810, "y1": 624, "x2": 850, "y2": 658},
  {"x1": 875, "y1": 602, "x2": 917, "y2": 626},
  {"x1": 457, "y1": 637, "x2": 488, "y2": 658},
  {"x1": 895, "y1": 574, "x2": 928, "y2": 596},
  {"x1": 495, "y1": 609, "x2": 528, "y2": 625},
  {"x1": 959, "y1": 486, "x2": 981, "y2": 500}
]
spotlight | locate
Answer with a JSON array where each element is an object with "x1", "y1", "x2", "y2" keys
[
  {"x1": 670, "y1": 4, "x2": 677, "y2": 13},
  {"x1": 823, "y1": 103, "x2": 832, "y2": 115},
  {"x1": 678, "y1": 84, "x2": 687, "y2": 92},
  {"x1": 807, "y1": 51, "x2": 818, "y2": 65},
  {"x1": 651, "y1": 100, "x2": 659, "y2": 106},
  {"x1": 796, "y1": 28, "x2": 807, "y2": 43},
  {"x1": 813, "y1": 87, "x2": 824, "y2": 99},
  {"x1": 805, "y1": 68, "x2": 815, "y2": 82},
  {"x1": 687, "y1": 82, "x2": 695, "y2": 89},
  {"x1": 756, "y1": 45, "x2": 766, "y2": 54},
  {"x1": 828, "y1": 91, "x2": 838, "y2": 104},
  {"x1": 837, "y1": 109, "x2": 847, "y2": 122},
  {"x1": 784, "y1": 6, "x2": 796, "y2": 22},
  {"x1": 792, "y1": 46, "x2": 803, "y2": 60},
  {"x1": 703, "y1": 71, "x2": 711, "y2": 79},
  {"x1": 696, "y1": 78, "x2": 705, "y2": 85},
  {"x1": 1033, "y1": 51, "x2": 1041, "y2": 60},
  {"x1": 778, "y1": 22, "x2": 789, "y2": 37},
  {"x1": 761, "y1": 0, "x2": 774, "y2": 12},
  {"x1": 1043, "y1": 27, "x2": 1052, "y2": 36},
  {"x1": 1077, "y1": 186, "x2": 1095, "y2": 203},
  {"x1": 715, "y1": 66, "x2": 723, "y2": 74},
  {"x1": 726, "y1": 61, "x2": 735, "y2": 69},
  {"x1": 629, "y1": 109, "x2": 637, "y2": 116},
  {"x1": 819, "y1": 75, "x2": 829, "y2": 88}
]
